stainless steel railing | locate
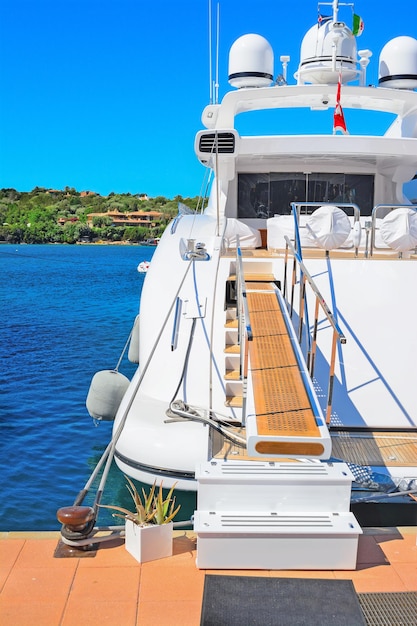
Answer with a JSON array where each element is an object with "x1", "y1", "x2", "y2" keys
[
  {"x1": 283, "y1": 235, "x2": 346, "y2": 424},
  {"x1": 235, "y1": 239, "x2": 253, "y2": 425}
]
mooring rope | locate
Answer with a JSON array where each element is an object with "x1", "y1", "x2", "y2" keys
[
  {"x1": 114, "y1": 325, "x2": 134, "y2": 372},
  {"x1": 68, "y1": 258, "x2": 195, "y2": 524}
]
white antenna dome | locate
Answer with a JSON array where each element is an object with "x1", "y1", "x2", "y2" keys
[
  {"x1": 379, "y1": 36, "x2": 417, "y2": 89},
  {"x1": 297, "y1": 21, "x2": 359, "y2": 84},
  {"x1": 228, "y1": 34, "x2": 274, "y2": 88}
]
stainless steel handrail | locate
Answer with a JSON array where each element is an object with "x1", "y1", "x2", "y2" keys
[
  {"x1": 292, "y1": 201, "x2": 360, "y2": 220},
  {"x1": 284, "y1": 235, "x2": 346, "y2": 424},
  {"x1": 291, "y1": 201, "x2": 361, "y2": 257},
  {"x1": 235, "y1": 239, "x2": 253, "y2": 425},
  {"x1": 236, "y1": 244, "x2": 253, "y2": 342},
  {"x1": 284, "y1": 236, "x2": 346, "y2": 341}
]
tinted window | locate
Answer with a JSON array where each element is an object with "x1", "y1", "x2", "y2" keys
[{"x1": 238, "y1": 173, "x2": 374, "y2": 217}]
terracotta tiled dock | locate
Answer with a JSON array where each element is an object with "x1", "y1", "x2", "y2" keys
[{"x1": 0, "y1": 528, "x2": 416, "y2": 626}]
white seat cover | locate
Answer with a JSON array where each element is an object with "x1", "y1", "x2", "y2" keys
[
  {"x1": 380, "y1": 208, "x2": 417, "y2": 251},
  {"x1": 306, "y1": 206, "x2": 351, "y2": 249},
  {"x1": 224, "y1": 218, "x2": 262, "y2": 248}
]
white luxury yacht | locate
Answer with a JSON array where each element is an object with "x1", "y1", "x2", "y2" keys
[{"x1": 68, "y1": 1, "x2": 417, "y2": 566}]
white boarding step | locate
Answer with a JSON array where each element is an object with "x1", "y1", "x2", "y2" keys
[
  {"x1": 194, "y1": 510, "x2": 362, "y2": 570},
  {"x1": 196, "y1": 461, "x2": 354, "y2": 512}
]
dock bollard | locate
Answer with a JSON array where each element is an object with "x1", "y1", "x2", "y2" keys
[{"x1": 57, "y1": 506, "x2": 96, "y2": 539}]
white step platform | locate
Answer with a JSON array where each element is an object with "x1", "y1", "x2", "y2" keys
[
  {"x1": 194, "y1": 510, "x2": 361, "y2": 570},
  {"x1": 194, "y1": 460, "x2": 362, "y2": 570},
  {"x1": 195, "y1": 460, "x2": 353, "y2": 512}
]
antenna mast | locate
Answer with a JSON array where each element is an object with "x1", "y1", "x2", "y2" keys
[
  {"x1": 318, "y1": 1, "x2": 355, "y2": 21},
  {"x1": 208, "y1": 0, "x2": 213, "y2": 103},
  {"x1": 208, "y1": 1, "x2": 220, "y2": 104},
  {"x1": 215, "y1": 3, "x2": 220, "y2": 104}
]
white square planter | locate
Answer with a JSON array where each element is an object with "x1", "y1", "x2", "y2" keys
[{"x1": 124, "y1": 520, "x2": 173, "y2": 563}]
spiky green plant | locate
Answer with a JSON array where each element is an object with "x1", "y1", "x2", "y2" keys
[
  {"x1": 153, "y1": 483, "x2": 181, "y2": 525},
  {"x1": 99, "y1": 475, "x2": 180, "y2": 526}
]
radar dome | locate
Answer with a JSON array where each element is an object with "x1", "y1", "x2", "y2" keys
[
  {"x1": 379, "y1": 36, "x2": 417, "y2": 89},
  {"x1": 297, "y1": 20, "x2": 359, "y2": 84},
  {"x1": 228, "y1": 34, "x2": 273, "y2": 88}
]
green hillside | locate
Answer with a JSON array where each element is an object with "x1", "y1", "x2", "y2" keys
[{"x1": 0, "y1": 187, "x2": 200, "y2": 244}]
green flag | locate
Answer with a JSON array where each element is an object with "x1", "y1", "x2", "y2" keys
[{"x1": 352, "y1": 14, "x2": 364, "y2": 36}]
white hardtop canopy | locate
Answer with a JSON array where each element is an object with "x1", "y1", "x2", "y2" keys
[{"x1": 202, "y1": 85, "x2": 417, "y2": 138}]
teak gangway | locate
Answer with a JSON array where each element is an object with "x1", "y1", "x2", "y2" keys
[{"x1": 244, "y1": 281, "x2": 332, "y2": 459}]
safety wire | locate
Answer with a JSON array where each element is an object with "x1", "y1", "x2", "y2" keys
[
  {"x1": 70, "y1": 258, "x2": 195, "y2": 522},
  {"x1": 114, "y1": 326, "x2": 133, "y2": 372},
  {"x1": 166, "y1": 257, "x2": 246, "y2": 447}
]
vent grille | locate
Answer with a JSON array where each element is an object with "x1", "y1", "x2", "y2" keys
[
  {"x1": 198, "y1": 132, "x2": 235, "y2": 154},
  {"x1": 358, "y1": 592, "x2": 417, "y2": 626},
  {"x1": 219, "y1": 464, "x2": 328, "y2": 476},
  {"x1": 218, "y1": 513, "x2": 334, "y2": 528}
]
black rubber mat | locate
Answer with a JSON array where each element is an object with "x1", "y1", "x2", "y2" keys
[
  {"x1": 358, "y1": 592, "x2": 417, "y2": 626},
  {"x1": 200, "y1": 575, "x2": 366, "y2": 625}
]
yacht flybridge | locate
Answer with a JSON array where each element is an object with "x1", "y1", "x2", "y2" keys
[{"x1": 60, "y1": 1, "x2": 417, "y2": 567}]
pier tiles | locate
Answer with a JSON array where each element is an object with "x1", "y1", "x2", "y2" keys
[{"x1": 0, "y1": 528, "x2": 416, "y2": 625}]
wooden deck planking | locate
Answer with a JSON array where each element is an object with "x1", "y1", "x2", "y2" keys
[
  {"x1": 246, "y1": 290, "x2": 321, "y2": 440},
  {"x1": 331, "y1": 432, "x2": 417, "y2": 467}
]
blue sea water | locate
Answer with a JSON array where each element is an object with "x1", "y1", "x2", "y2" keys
[{"x1": 0, "y1": 244, "x2": 196, "y2": 531}]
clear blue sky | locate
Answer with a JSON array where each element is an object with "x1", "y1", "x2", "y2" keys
[{"x1": 0, "y1": 0, "x2": 415, "y2": 199}]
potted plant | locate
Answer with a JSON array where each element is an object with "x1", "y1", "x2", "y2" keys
[{"x1": 99, "y1": 475, "x2": 180, "y2": 563}]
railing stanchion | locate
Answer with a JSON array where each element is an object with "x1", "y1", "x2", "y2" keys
[
  {"x1": 298, "y1": 273, "x2": 306, "y2": 344},
  {"x1": 309, "y1": 297, "x2": 320, "y2": 377},
  {"x1": 290, "y1": 255, "x2": 297, "y2": 318},
  {"x1": 326, "y1": 330, "x2": 339, "y2": 424},
  {"x1": 283, "y1": 241, "x2": 289, "y2": 300}
]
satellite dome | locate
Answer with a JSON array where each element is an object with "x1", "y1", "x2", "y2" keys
[
  {"x1": 228, "y1": 34, "x2": 274, "y2": 88},
  {"x1": 379, "y1": 36, "x2": 417, "y2": 89},
  {"x1": 297, "y1": 20, "x2": 359, "y2": 84}
]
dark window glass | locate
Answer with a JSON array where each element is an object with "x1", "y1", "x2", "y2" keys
[{"x1": 238, "y1": 173, "x2": 374, "y2": 217}]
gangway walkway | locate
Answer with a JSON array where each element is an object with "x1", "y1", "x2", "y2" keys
[{"x1": 244, "y1": 280, "x2": 332, "y2": 459}]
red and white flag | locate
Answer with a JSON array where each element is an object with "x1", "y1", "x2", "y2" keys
[{"x1": 333, "y1": 75, "x2": 348, "y2": 134}]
